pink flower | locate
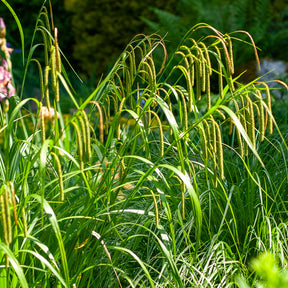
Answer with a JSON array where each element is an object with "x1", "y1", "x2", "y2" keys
[
  {"x1": 0, "y1": 18, "x2": 6, "y2": 38},
  {"x1": 0, "y1": 66, "x2": 15, "y2": 100},
  {"x1": 39, "y1": 106, "x2": 60, "y2": 120}
]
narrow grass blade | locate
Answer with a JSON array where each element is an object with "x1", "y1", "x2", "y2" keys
[
  {"x1": 219, "y1": 105, "x2": 264, "y2": 166},
  {"x1": 31, "y1": 194, "x2": 70, "y2": 285},
  {"x1": 0, "y1": 243, "x2": 29, "y2": 288}
]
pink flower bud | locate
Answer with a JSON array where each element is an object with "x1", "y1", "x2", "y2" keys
[
  {"x1": 0, "y1": 18, "x2": 6, "y2": 38},
  {"x1": 0, "y1": 66, "x2": 15, "y2": 100}
]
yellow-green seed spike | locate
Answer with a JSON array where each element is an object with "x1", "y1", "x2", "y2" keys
[
  {"x1": 175, "y1": 64, "x2": 193, "y2": 112},
  {"x1": 195, "y1": 60, "x2": 202, "y2": 101},
  {"x1": 210, "y1": 117, "x2": 219, "y2": 184},
  {"x1": 9, "y1": 182, "x2": 18, "y2": 226},
  {"x1": 226, "y1": 35, "x2": 234, "y2": 75},
  {"x1": 71, "y1": 121, "x2": 84, "y2": 170},
  {"x1": 50, "y1": 28, "x2": 61, "y2": 102},
  {"x1": 199, "y1": 42, "x2": 212, "y2": 75},
  {"x1": 232, "y1": 98, "x2": 240, "y2": 113},
  {"x1": 0, "y1": 185, "x2": 11, "y2": 267},
  {"x1": 256, "y1": 90, "x2": 265, "y2": 142},
  {"x1": 198, "y1": 125, "x2": 208, "y2": 160},
  {"x1": 50, "y1": 45, "x2": 57, "y2": 88},
  {"x1": 150, "y1": 110, "x2": 164, "y2": 157},
  {"x1": 246, "y1": 96, "x2": 256, "y2": 149},
  {"x1": 210, "y1": 34, "x2": 234, "y2": 91},
  {"x1": 216, "y1": 109, "x2": 226, "y2": 120},
  {"x1": 82, "y1": 110, "x2": 92, "y2": 160},
  {"x1": 51, "y1": 152, "x2": 64, "y2": 201},
  {"x1": 206, "y1": 65, "x2": 211, "y2": 111},
  {"x1": 261, "y1": 82, "x2": 273, "y2": 134},
  {"x1": 148, "y1": 56, "x2": 157, "y2": 89},
  {"x1": 203, "y1": 119, "x2": 211, "y2": 153},
  {"x1": 44, "y1": 66, "x2": 51, "y2": 110},
  {"x1": 215, "y1": 123, "x2": 224, "y2": 180},
  {"x1": 201, "y1": 58, "x2": 206, "y2": 93},
  {"x1": 54, "y1": 28, "x2": 61, "y2": 73},
  {"x1": 253, "y1": 101, "x2": 260, "y2": 119},
  {"x1": 55, "y1": 81, "x2": 60, "y2": 103},
  {"x1": 50, "y1": 45, "x2": 60, "y2": 102},
  {"x1": 191, "y1": 61, "x2": 195, "y2": 87},
  {"x1": 214, "y1": 46, "x2": 223, "y2": 99},
  {"x1": 0, "y1": 188, "x2": 8, "y2": 245},
  {"x1": 77, "y1": 115, "x2": 87, "y2": 158},
  {"x1": 90, "y1": 101, "x2": 104, "y2": 143},
  {"x1": 252, "y1": 98, "x2": 263, "y2": 142},
  {"x1": 210, "y1": 116, "x2": 217, "y2": 153}
]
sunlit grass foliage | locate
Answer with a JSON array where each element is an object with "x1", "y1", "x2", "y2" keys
[{"x1": 0, "y1": 1, "x2": 288, "y2": 287}]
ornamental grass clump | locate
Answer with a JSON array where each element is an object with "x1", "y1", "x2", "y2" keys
[{"x1": 0, "y1": 1, "x2": 288, "y2": 287}]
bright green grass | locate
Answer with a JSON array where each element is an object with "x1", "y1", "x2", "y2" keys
[{"x1": 0, "y1": 1, "x2": 288, "y2": 287}]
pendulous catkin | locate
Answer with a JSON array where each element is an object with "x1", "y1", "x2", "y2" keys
[
  {"x1": 246, "y1": 96, "x2": 256, "y2": 149},
  {"x1": 90, "y1": 101, "x2": 104, "y2": 143},
  {"x1": 149, "y1": 110, "x2": 164, "y2": 157},
  {"x1": 214, "y1": 46, "x2": 223, "y2": 99},
  {"x1": 261, "y1": 82, "x2": 273, "y2": 134},
  {"x1": 0, "y1": 185, "x2": 12, "y2": 246},
  {"x1": 71, "y1": 121, "x2": 84, "y2": 170},
  {"x1": 81, "y1": 110, "x2": 92, "y2": 160},
  {"x1": 50, "y1": 152, "x2": 64, "y2": 201},
  {"x1": 198, "y1": 125, "x2": 208, "y2": 160},
  {"x1": 255, "y1": 89, "x2": 265, "y2": 142},
  {"x1": 215, "y1": 122, "x2": 224, "y2": 180},
  {"x1": 9, "y1": 181, "x2": 18, "y2": 226},
  {"x1": 44, "y1": 66, "x2": 51, "y2": 110}
]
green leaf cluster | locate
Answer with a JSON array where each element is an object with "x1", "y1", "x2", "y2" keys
[
  {"x1": 143, "y1": 0, "x2": 288, "y2": 66},
  {"x1": 1, "y1": 2, "x2": 288, "y2": 287},
  {"x1": 65, "y1": 0, "x2": 177, "y2": 77}
]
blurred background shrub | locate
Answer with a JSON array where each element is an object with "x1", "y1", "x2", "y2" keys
[
  {"x1": 142, "y1": 0, "x2": 288, "y2": 68},
  {"x1": 64, "y1": 0, "x2": 177, "y2": 78},
  {"x1": 0, "y1": 0, "x2": 74, "y2": 57},
  {"x1": 1, "y1": 0, "x2": 288, "y2": 82}
]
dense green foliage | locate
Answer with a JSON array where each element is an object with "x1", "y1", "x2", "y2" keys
[
  {"x1": 0, "y1": 1, "x2": 288, "y2": 287},
  {"x1": 143, "y1": 0, "x2": 288, "y2": 67},
  {"x1": 0, "y1": 0, "x2": 74, "y2": 54},
  {"x1": 65, "y1": 0, "x2": 177, "y2": 77}
]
